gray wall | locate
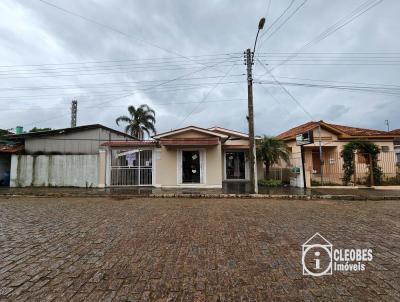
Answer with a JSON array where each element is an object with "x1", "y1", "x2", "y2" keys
[
  {"x1": 24, "y1": 128, "x2": 130, "y2": 154},
  {"x1": 0, "y1": 154, "x2": 11, "y2": 186},
  {"x1": 10, "y1": 154, "x2": 99, "y2": 187}
]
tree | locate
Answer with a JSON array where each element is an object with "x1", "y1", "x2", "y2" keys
[
  {"x1": 116, "y1": 104, "x2": 156, "y2": 140},
  {"x1": 341, "y1": 141, "x2": 382, "y2": 186},
  {"x1": 257, "y1": 136, "x2": 290, "y2": 178},
  {"x1": 0, "y1": 129, "x2": 10, "y2": 139},
  {"x1": 29, "y1": 127, "x2": 51, "y2": 133}
]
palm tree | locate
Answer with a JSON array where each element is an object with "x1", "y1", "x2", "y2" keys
[
  {"x1": 257, "y1": 136, "x2": 290, "y2": 178},
  {"x1": 116, "y1": 104, "x2": 156, "y2": 140}
]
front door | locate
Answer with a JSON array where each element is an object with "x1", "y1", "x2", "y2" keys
[
  {"x1": 226, "y1": 151, "x2": 245, "y2": 179},
  {"x1": 182, "y1": 150, "x2": 200, "y2": 183},
  {"x1": 312, "y1": 151, "x2": 321, "y2": 174}
]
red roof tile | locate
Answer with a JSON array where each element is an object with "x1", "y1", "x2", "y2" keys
[
  {"x1": 389, "y1": 129, "x2": 400, "y2": 136},
  {"x1": 276, "y1": 121, "x2": 319, "y2": 140},
  {"x1": 276, "y1": 120, "x2": 393, "y2": 140},
  {"x1": 0, "y1": 144, "x2": 24, "y2": 153}
]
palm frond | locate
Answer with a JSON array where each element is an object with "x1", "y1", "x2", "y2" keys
[{"x1": 115, "y1": 115, "x2": 131, "y2": 126}]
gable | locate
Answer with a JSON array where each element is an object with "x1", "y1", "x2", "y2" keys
[
  {"x1": 163, "y1": 130, "x2": 217, "y2": 139},
  {"x1": 153, "y1": 126, "x2": 227, "y2": 139}
]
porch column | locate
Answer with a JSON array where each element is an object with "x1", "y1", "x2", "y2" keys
[{"x1": 98, "y1": 150, "x2": 106, "y2": 188}]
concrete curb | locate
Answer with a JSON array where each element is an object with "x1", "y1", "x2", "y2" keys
[{"x1": 0, "y1": 193, "x2": 399, "y2": 200}]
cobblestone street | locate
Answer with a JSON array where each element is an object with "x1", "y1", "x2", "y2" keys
[{"x1": 0, "y1": 197, "x2": 399, "y2": 301}]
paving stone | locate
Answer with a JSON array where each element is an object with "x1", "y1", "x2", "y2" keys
[{"x1": 0, "y1": 197, "x2": 399, "y2": 300}]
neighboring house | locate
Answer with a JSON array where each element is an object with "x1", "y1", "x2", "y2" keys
[
  {"x1": 0, "y1": 142, "x2": 23, "y2": 187},
  {"x1": 8, "y1": 124, "x2": 136, "y2": 154},
  {"x1": 389, "y1": 129, "x2": 400, "y2": 165},
  {"x1": 276, "y1": 120, "x2": 399, "y2": 186},
  {"x1": 100, "y1": 126, "x2": 263, "y2": 188},
  {"x1": 7, "y1": 124, "x2": 135, "y2": 187}
]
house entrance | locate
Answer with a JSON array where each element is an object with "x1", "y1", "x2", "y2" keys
[
  {"x1": 0, "y1": 154, "x2": 11, "y2": 187},
  {"x1": 182, "y1": 150, "x2": 200, "y2": 183},
  {"x1": 110, "y1": 149, "x2": 153, "y2": 186}
]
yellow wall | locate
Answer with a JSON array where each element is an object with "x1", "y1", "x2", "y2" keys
[
  {"x1": 154, "y1": 145, "x2": 222, "y2": 187},
  {"x1": 154, "y1": 146, "x2": 177, "y2": 186}
]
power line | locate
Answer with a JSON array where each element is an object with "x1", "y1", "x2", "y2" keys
[
  {"x1": 258, "y1": 0, "x2": 384, "y2": 75},
  {"x1": 0, "y1": 53, "x2": 242, "y2": 69},
  {"x1": 0, "y1": 63, "x2": 243, "y2": 79},
  {"x1": 37, "y1": 0, "x2": 232, "y2": 74},
  {"x1": 0, "y1": 58, "x2": 243, "y2": 74},
  {"x1": 257, "y1": 58, "x2": 314, "y2": 119},
  {"x1": 259, "y1": 0, "x2": 308, "y2": 44},
  {"x1": 0, "y1": 81, "x2": 245, "y2": 103},
  {"x1": 19, "y1": 57, "x2": 233, "y2": 128},
  {"x1": 257, "y1": 80, "x2": 400, "y2": 97},
  {"x1": 1, "y1": 99, "x2": 247, "y2": 112},
  {"x1": 0, "y1": 74, "x2": 245, "y2": 92},
  {"x1": 272, "y1": 75, "x2": 400, "y2": 89},
  {"x1": 258, "y1": 0, "x2": 295, "y2": 42},
  {"x1": 175, "y1": 64, "x2": 236, "y2": 127}
]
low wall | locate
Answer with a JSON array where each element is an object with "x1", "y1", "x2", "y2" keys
[{"x1": 10, "y1": 155, "x2": 99, "y2": 187}]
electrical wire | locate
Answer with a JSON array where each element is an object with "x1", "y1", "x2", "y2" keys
[
  {"x1": 266, "y1": 0, "x2": 384, "y2": 73},
  {"x1": 175, "y1": 64, "x2": 237, "y2": 127},
  {"x1": 256, "y1": 58, "x2": 314, "y2": 119},
  {"x1": 37, "y1": 0, "x2": 234, "y2": 74},
  {"x1": 19, "y1": 57, "x2": 234, "y2": 128}
]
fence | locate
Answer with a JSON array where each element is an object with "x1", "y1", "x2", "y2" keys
[
  {"x1": 269, "y1": 150, "x2": 399, "y2": 186},
  {"x1": 110, "y1": 149, "x2": 153, "y2": 186},
  {"x1": 10, "y1": 154, "x2": 99, "y2": 187}
]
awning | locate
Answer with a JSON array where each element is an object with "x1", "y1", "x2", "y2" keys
[
  {"x1": 101, "y1": 141, "x2": 158, "y2": 148},
  {"x1": 160, "y1": 138, "x2": 219, "y2": 146},
  {"x1": 0, "y1": 144, "x2": 24, "y2": 154},
  {"x1": 223, "y1": 144, "x2": 250, "y2": 150}
]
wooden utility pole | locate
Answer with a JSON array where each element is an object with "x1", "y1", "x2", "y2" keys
[
  {"x1": 369, "y1": 153, "x2": 374, "y2": 187},
  {"x1": 301, "y1": 145, "x2": 307, "y2": 189},
  {"x1": 245, "y1": 48, "x2": 257, "y2": 194}
]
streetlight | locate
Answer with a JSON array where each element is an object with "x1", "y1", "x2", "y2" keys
[{"x1": 245, "y1": 17, "x2": 265, "y2": 194}]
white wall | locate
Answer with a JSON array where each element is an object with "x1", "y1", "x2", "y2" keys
[{"x1": 10, "y1": 154, "x2": 99, "y2": 187}]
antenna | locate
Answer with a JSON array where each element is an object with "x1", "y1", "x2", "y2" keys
[{"x1": 71, "y1": 99, "x2": 78, "y2": 128}]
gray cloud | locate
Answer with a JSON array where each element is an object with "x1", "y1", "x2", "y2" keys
[{"x1": 0, "y1": 0, "x2": 399, "y2": 135}]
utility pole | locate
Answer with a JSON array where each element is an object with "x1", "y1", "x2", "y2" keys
[
  {"x1": 71, "y1": 99, "x2": 78, "y2": 128},
  {"x1": 318, "y1": 123, "x2": 323, "y2": 185},
  {"x1": 244, "y1": 17, "x2": 265, "y2": 194},
  {"x1": 245, "y1": 48, "x2": 258, "y2": 194}
]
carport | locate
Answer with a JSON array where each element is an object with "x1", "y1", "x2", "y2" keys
[{"x1": 0, "y1": 144, "x2": 23, "y2": 187}]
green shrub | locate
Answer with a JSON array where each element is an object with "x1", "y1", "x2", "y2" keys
[
  {"x1": 258, "y1": 179, "x2": 283, "y2": 187},
  {"x1": 380, "y1": 176, "x2": 400, "y2": 186}
]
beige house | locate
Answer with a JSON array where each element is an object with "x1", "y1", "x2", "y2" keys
[
  {"x1": 276, "y1": 120, "x2": 399, "y2": 186},
  {"x1": 100, "y1": 126, "x2": 263, "y2": 188}
]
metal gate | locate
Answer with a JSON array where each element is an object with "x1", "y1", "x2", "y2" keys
[{"x1": 110, "y1": 149, "x2": 153, "y2": 186}]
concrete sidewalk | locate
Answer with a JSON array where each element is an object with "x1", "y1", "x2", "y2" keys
[{"x1": 0, "y1": 186, "x2": 399, "y2": 200}]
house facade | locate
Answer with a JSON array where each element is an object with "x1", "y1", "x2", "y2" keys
[
  {"x1": 276, "y1": 121, "x2": 399, "y2": 186},
  {"x1": 100, "y1": 126, "x2": 263, "y2": 188},
  {"x1": 7, "y1": 124, "x2": 135, "y2": 187},
  {"x1": 390, "y1": 129, "x2": 400, "y2": 164}
]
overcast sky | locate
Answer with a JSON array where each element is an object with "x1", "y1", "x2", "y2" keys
[{"x1": 0, "y1": 0, "x2": 399, "y2": 136}]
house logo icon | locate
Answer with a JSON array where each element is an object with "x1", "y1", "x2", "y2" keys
[{"x1": 302, "y1": 233, "x2": 333, "y2": 277}]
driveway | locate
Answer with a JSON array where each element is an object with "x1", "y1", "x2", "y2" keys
[{"x1": 0, "y1": 197, "x2": 399, "y2": 301}]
